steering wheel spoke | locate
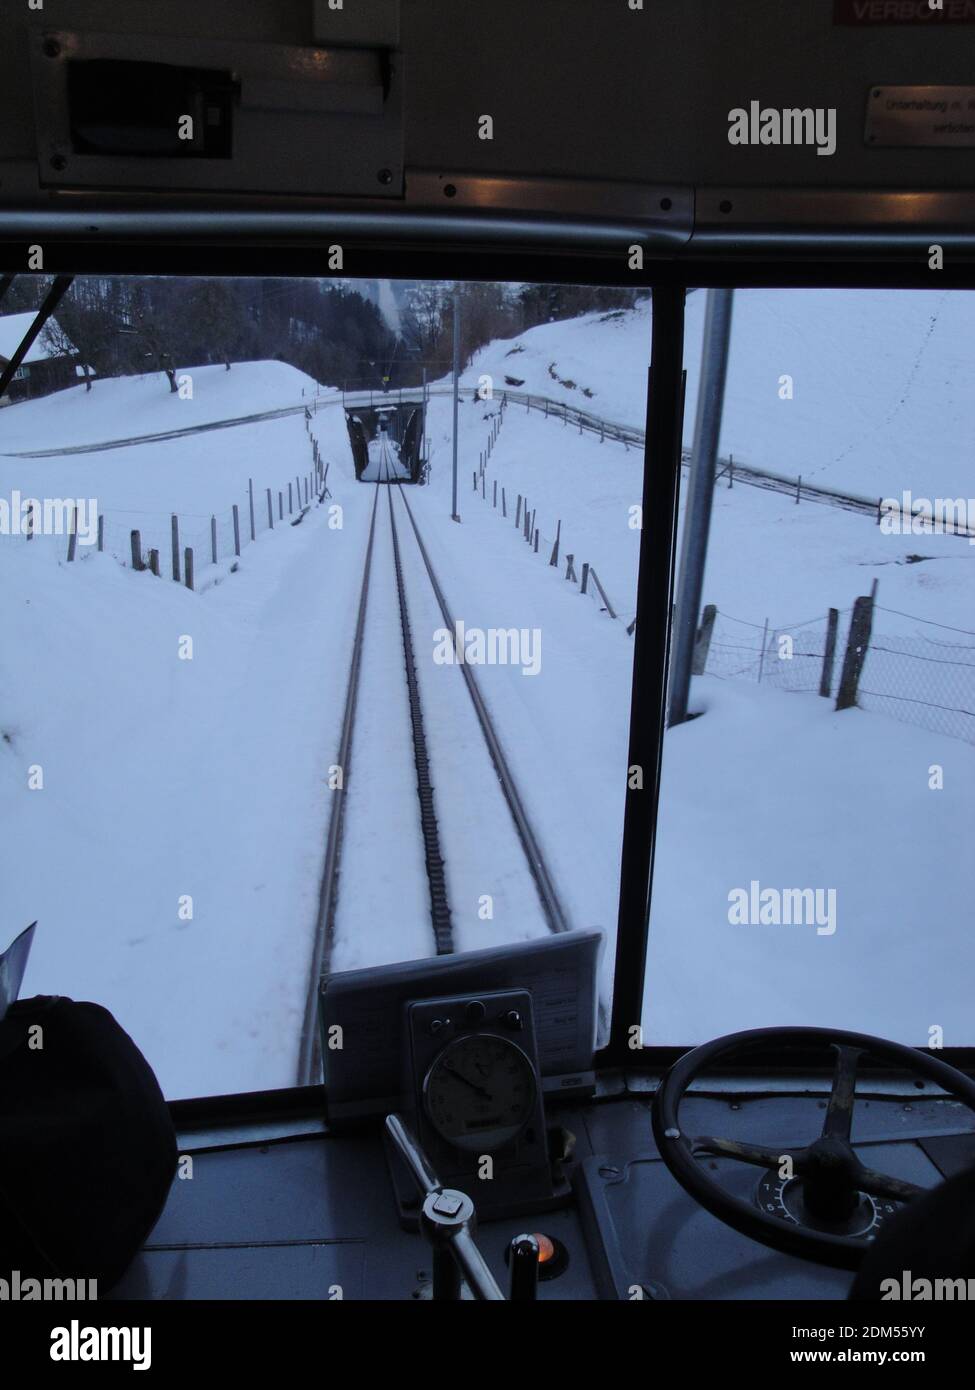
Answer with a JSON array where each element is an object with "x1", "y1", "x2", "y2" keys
[
  {"x1": 854, "y1": 1165, "x2": 924, "y2": 1203},
  {"x1": 691, "y1": 1136, "x2": 806, "y2": 1170},
  {"x1": 821, "y1": 1044, "x2": 863, "y2": 1141}
]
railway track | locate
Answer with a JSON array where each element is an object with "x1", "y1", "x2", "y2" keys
[{"x1": 296, "y1": 440, "x2": 568, "y2": 1084}]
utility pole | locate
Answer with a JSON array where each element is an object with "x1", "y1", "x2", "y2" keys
[
  {"x1": 451, "y1": 283, "x2": 461, "y2": 522},
  {"x1": 667, "y1": 288, "x2": 734, "y2": 728},
  {"x1": 421, "y1": 364, "x2": 427, "y2": 466}
]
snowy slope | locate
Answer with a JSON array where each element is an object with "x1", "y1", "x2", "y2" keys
[
  {"x1": 0, "y1": 360, "x2": 324, "y2": 454},
  {"x1": 0, "y1": 365, "x2": 351, "y2": 574},
  {"x1": 457, "y1": 289, "x2": 975, "y2": 501},
  {"x1": 1, "y1": 436, "x2": 370, "y2": 1100}
]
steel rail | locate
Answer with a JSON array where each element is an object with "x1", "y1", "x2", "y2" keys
[
  {"x1": 296, "y1": 485, "x2": 380, "y2": 1085},
  {"x1": 392, "y1": 483, "x2": 570, "y2": 936}
]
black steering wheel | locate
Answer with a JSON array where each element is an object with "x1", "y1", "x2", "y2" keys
[{"x1": 651, "y1": 1026, "x2": 975, "y2": 1270}]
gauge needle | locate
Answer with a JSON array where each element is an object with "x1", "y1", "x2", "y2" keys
[{"x1": 444, "y1": 1064, "x2": 492, "y2": 1100}]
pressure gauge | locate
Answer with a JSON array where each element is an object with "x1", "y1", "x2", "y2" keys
[{"x1": 423, "y1": 1033, "x2": 538, "y2": 1153}]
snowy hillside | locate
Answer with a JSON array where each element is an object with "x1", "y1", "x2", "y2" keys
[
  {"x1": 0, "y1": 360, "x2": 324, "y2": 454},
  {"x1": 457, "y1": 289, "x2": 975, "y2": 500}
]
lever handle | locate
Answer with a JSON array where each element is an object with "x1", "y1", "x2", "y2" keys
[
  {"x1": 385, "y1": 1112, "x2": 442, "y2": 1197},
  {"x1": 384, "y1": 1114, "x2": 505, "y2": 1302},
  {"x1": 508, "y1": 1233, "x2": 540, "y2": 1302}
]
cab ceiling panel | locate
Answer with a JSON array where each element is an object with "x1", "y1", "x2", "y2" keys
[{"x1": 29, "y1": 28, "x2": 403, "y2": 197}]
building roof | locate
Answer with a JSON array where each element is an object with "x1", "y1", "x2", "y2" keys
[{"x1": 0, "y1": 312, "x2": 77, "y2": 365}]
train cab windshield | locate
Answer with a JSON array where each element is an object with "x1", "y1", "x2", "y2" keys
[{"x1": 5, "y1": 279, "x2": 972, "y2": 1098}]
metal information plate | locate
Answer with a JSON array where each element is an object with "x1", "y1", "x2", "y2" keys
[{"x1": 865, "y1": 86, "x2": 975, "y2": 146}]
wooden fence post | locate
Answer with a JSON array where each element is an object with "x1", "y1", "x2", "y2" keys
[
  {"x1": 171, "y1": 514, "x2": 180, "y2": 581},
  {"x1": 515, "y1": 495, "x2": 522, "y2": 529},
  {"x1": 581, "y1": 562, "x2": 590, "y2": 595},
  {"x1": 820, "y1": 607, "x2": 839, "y2": 697},
  {"x1": 549, "y1": 519, "x2": 561, "y2": 567},
  {"x1": 565, "y1": 553, "x2": 576, "y2": 582},
  {"x1": 211, "y1": 515, "x2": 217, "y2": 565},
  {"x1": 288, "y1": 482, "x2": 293, "y2": 514},
  {"x1": 66, "y1": 504, "x2": 78, "y2": 561},
  {"x1": 232, "y1": 505, "x2": 241, "y2": 557},
  {"x1": 728, "y1": 452, "x2": 734, "y2": 489},
  {"x1": 184, "y1": 547, "x2": 194, "y2": 591},
  {"x1": 148, "y1": 548, "x2": 160, "y2": 576},
  {"x1": 97, "y1": 514, "x2": 104, "y2": 552},
  {"x1": 836, "y1": 585, "x2": 877, "y2": 711},
  {"x1": 279, "y1": 491, "x2": 283, "y2": 521},
  {"x1": 796, "y1": 475, "x2": 802, "y2": 504},
  {"x1": 493, "y1": 480, "x2": 497, "y2": 508},
  {"x1": 248, "y1": 479, "x2": 256, "y2": 541},
  {"x1": 533, "y1": 528, "x2": 539, "y2": 553},
  {"x1": 267, "y1": 488, "x2": 274, "y2": 528},
  {"x1": 130, "y1": 530, "x2": 144, "y2": 571},
  {"x1": 502, "y1": 487, "x2": 507, "y2": 518},
  {"x1": 473, "y1": 470, "x2": 477, "y2": 492},
  {"x1": 26, "y1": 502, "x2": 34, "y2": 540},
  {"x1": 588, "y1": 568, "x2": 618, "y2": 620}
]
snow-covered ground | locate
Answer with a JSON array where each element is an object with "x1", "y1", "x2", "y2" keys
[
  {"x1": 0, "y1": 360, "x2": 329, "y2": 453},
  {"x1": 465, "y1": 288, "x2": 975, "y2": 500},
  {"x1": 2, "y1": 288, "x2": 973, "y2": 1100}
]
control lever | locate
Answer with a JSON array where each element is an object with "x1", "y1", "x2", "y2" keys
[
  {"x1": 384, "y1": 1113, "x2": 505, "y2": 1301},
  {"x1": 507, "y1": 1233, "x2": 540, "y2": 1302}
]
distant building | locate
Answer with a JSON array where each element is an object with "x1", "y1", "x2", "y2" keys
[{"x1": 0, "y1": 312, "x2": 88, "y2": 405}]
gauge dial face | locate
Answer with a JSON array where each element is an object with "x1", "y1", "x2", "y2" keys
[
  {"x1": 756, "y1": 1170, "x2": 903, "y2": 1238},
  {"x1": 423, "y1": 1033, "x2": 537, "y2": 1153}
]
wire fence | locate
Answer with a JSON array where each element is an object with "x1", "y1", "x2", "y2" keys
[
  {"x1": 469, "y1": 393, "x2": 638, "y2": 632},
  {"x1": 858, "y1": 609, "x2": 975, "y2": 745},
  {"x1": 1, "y1": 422, "x2": 328, "y2": 591},
  {"x1": 700, "y1": 603, "x2": 975, "y2": 747}
]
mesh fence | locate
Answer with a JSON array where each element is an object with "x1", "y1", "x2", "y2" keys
[
  {"x1": 858, "y1": 609, "x2": 975, "y2": 745},
  {"x1": 700, "y1": 604, "x2": 975, "y2": 747}
]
